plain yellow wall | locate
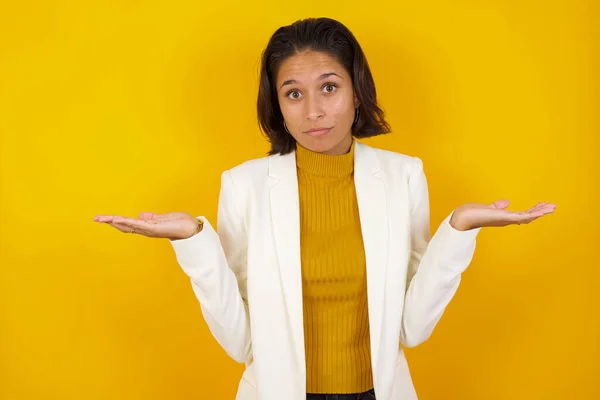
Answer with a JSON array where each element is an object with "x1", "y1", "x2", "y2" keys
[{"x1": 1, "y1": 0, "x2": 598, "y2": 399}]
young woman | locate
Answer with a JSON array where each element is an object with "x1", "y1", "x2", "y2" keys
[{"x1": 94, "y1": 17, "x2": 555, "y2": 400}]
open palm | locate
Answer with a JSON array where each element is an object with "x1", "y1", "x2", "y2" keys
[
  {"x1": 93, "y1": 212, "x2": 198, "y2": 240},
  {"x1": 450, "y1": 200, "x2": 556, "y2": 231}
]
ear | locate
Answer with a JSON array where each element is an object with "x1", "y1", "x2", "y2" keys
[{"x1": 354, "y1": 94, "x2": 360, "y2": 108}]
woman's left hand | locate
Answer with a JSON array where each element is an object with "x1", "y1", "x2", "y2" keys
[{"x1": 449, "y1": 200, "x2": 556, "y2": 231}]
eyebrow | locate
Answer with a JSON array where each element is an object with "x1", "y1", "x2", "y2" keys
[{"x1": 279, "y1": 72, "x2": 342, "y2": 90}]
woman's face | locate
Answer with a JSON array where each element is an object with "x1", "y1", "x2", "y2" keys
[{"x1": 275, "y1": 50, "x2": 358, "y2": 155}]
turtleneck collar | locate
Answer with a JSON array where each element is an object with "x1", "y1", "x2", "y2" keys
[{"x1": 295, "y1": 140, "x2": 355, "y2": 178}]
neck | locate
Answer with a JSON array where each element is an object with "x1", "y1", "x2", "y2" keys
[
  {"x1": 321, "y1": 135, "x2": 353, "y2": 155},
  {"x1": 295, "y1": 140, "x2": 355, "y2": 178}
]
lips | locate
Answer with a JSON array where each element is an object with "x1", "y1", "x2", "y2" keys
[{"x1": 304, "y1": 127, "x2": 332, "y2": 137}]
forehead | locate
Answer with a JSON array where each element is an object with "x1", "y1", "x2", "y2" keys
[{"x1": 276, "y1": 50, "x2": 348, "y2": 84}]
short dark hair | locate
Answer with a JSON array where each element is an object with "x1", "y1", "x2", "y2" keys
[{"x1": 257, "y1": 17, "x2": 391, "y2": 155}]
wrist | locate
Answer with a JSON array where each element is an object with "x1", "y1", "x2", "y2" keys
[
  {"x1": 450, "y1": 211, "x2": 472, "y2": 231},
  {"x1": 171, "y1": 218, "x2": 204, "y2": 241},
  {"x1": 186, "y1": 217, "x2": 204, "y2": 238}
]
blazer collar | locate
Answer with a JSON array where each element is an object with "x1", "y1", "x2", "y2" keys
[{"x1": 268, "y1": 140, "x2": 381, "y2": 180}]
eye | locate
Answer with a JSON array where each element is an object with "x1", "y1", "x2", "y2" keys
[
  {"x1": 286, "y1": 90, "x2": 302, "y2": 100},
  {"x1": 322, "y1": 82, "x2": 338, "y2": 93}
]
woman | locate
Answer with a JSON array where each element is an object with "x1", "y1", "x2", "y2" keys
[{"x1": 94, "y1": 17, "x2": 555, "y2": 400}]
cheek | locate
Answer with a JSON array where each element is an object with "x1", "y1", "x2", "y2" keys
[
  {"x1": 278, "y1": 101, "x2": 305, "y2": 141},
  {"x1": 279, "y1": 101, "x2": 302, "y2": 124},
  {"x1": 329, "y1": 95, "x2": 356, "y2": 124}
]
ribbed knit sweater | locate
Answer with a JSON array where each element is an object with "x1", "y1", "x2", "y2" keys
[{"x1": 296, "y1": 141, "x2": 373, "y2": 394}]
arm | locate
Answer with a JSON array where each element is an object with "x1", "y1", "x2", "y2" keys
[
  {"x1": 169, "y1": 170, "x2": 252, "y2": 363},
  {"x1": 400, "y1": 157, "x2": 481, "y2": 348}
]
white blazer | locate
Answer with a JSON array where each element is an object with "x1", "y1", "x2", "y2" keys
[{"x1": 169, "y1": 140, "x2": 481, "y2": 400}]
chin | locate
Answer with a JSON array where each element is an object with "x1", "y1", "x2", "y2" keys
[
  {"x1": 300, "y1": 137, "x2": 334, "y2": 153},
  {"x1": 297, "y1": 130, "x2": 351, "y2": 154}
]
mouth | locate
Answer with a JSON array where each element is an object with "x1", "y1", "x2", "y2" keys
[{"x1": 303, "y1": 127, "x2": 332, "y2": 137}]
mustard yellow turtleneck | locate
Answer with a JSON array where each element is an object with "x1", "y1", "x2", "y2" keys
[{"x1": 295, "y1": 141, "x2": 373, "y2": 394}]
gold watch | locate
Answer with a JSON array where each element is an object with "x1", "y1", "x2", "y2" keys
[{"x1": 187, "y1": 217, "x2": 204, "y2": 238}]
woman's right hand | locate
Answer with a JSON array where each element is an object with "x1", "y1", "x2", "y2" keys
[{"x1": 93, "y1": 212, "x2": 200, "y2": 240}]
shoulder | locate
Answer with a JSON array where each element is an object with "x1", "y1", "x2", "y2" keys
[
  {"x1": 225, "y1": 156, "x2": 269, "y2": 179},
  {"x1": 221, "y1": 156, "x2": 273, "y2": 187},
  {"x1": 357, "y1": 141, "x2": 423, "y2": 177}
]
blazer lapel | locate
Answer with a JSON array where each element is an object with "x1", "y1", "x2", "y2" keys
[
  {"x1": 354, "y1": 141, "x2": 389, "y2": 379},
  {"x1": 268, "y1": 150, "x2": 306, "y2": 377}
]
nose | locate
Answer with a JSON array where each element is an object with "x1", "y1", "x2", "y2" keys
[{"x1": 304, "y1": 94, "x2": 324, "y2": 120}]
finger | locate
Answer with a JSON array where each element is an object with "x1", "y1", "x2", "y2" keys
[
  {"x1": 539, "y1": 203, "x2": 557, "y2": 215},
  {"x1": 514, "y1": 208, "x2": 552, "y2": 225},
  {"x1": 532, "y1": 202, "x2": 557, "y2": 213},
  {"x1": 113, "y1": 216, "x2": 155, "y2": 232},
  {"x1": 518, "y1": 204, "x2": 555, "y2": 222},
  {"x1": 110, "y1": 222, "x2": 136, "y2": 234},
  {"x1": 138, "y1": 212, "x2": 154, "y2": 222},
  {"x1": 138, "y1": 212, "x2": 165, "y2": 223},
  {"x1": 490, "y1": 199, "x2": 510, "y2": 209},
  {"x1": 525, "y1": 202, "x2": 547, "y2": 213},
  {"x1": 96, "y1": 216, "x2": 158, "y2": 236},
  {"x1": 528, "y1": 203, "x2": 556, "y2": 216},
  {"x1": 95, "y1": 215, "x2": 118, "y2": 223}
]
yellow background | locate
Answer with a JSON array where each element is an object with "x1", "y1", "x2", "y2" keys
[{"x1": 1, "y1": 0, "x2": 598, "y2": 399}]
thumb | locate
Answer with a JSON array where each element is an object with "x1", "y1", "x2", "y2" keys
[{"x1": 490, "y1": 199, "x2": 510, "y2": 209}]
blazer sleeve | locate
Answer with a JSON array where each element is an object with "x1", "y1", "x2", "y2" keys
[
  {"x1": 169, "y1": 169, "x2": 252, "y2": 363},
  {"x1": 400, "y1": 156, "x2": 481, "y2": 348}
]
